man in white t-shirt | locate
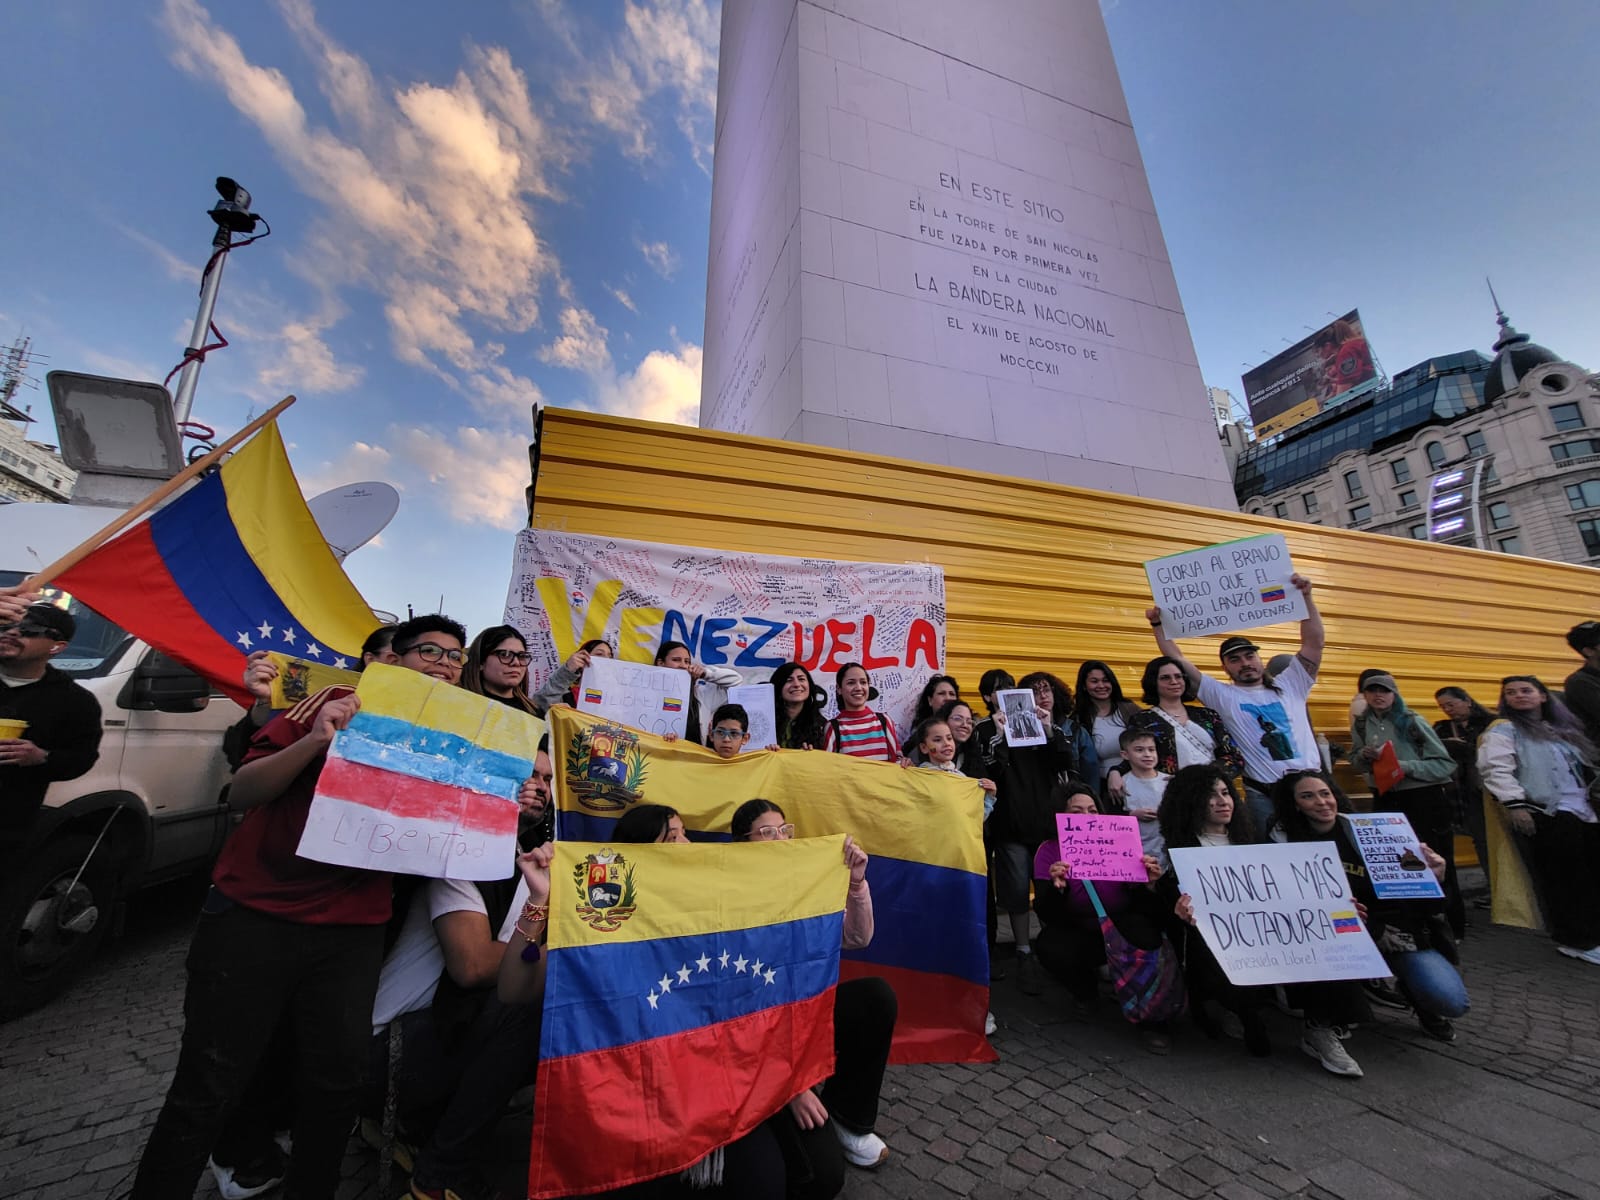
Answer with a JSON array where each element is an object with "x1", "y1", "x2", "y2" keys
[{"x1": 1146, "y1": 573, "x2": 1325, "y2": 833}]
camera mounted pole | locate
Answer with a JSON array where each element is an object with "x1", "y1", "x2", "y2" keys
[{"x1": 170, "y1": 177, "x2": 262, "y2": 427}]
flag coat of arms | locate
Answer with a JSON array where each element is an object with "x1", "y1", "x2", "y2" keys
[
  {"x1": 52, "y1": 422, "x2": 378, "y2": 704},
  {"x1": 530, "y1": 837, "x2": 847, "y2": 1198},
  {"x1": 295, "y1": 664, "x2": 545, "y2": 881},
  {"x1": 549, "y1": 706, "x2": 994, "y2": 1064}
]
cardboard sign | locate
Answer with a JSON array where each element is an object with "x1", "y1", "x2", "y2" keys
[
  {"x1": 1144, "y1": 533, "x2": 1307, "y2": 639},
  {"x1": 1345, "y1": 813, "x2": 1444, "y2": 901},
  {"x1": 267, "y1": 651, "x2": 360, "y2": 710},
  {"x1": 298, "y1": 664, "x2": 543, "y2": 881},
  {"x1": 1372, "y1": 741, "x2": 1404, "y2": 794},
  {"x1": 997, "y1": 689, "x2": 1046, "y2": 747},
  {"x1": 1056, "y1": 812, "x2": 1147, "y2": 883},
  {"x1": 574, "y1": 656, "x2": 693, "y2": 739},
  {"x1": 725, "y1": 684, "x2": 777, "y2": 753},
  {"x1": 1168, "y1": 842, "x2": 1390, "y2": 986}
]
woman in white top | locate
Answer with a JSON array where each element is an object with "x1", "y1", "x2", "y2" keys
[
  {"x1": 1073, "y1": 660, "x2": 1141, "y2": 799},
  {"x1": 1118, "y1": 656, "x2": 1247, "y2": 778}
]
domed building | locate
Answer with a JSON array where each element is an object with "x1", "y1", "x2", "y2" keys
[{"x1": 1232, "y1": 295, "x2": 1600, "y2": 566}]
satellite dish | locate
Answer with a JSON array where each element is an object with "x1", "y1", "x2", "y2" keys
[{"x1": 307, "y1": 481, "x2": 400, "y2": 561}]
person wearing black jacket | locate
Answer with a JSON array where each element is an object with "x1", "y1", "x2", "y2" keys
[
  {"x1": 979, "y1": 674, "x2": 1078, "y2": 996},
  {"x1": 0, "y1": 604, "x2": 102, "y2": 864}
]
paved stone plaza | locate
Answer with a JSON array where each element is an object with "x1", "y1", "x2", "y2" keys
[{"x1": 2, "y1": 872, "x2": 1598, "y2": 1200}]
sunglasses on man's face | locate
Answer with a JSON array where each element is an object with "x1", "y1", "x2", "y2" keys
[{"x1": 1, "y1": 624, "x2": 59, "y2": 640}]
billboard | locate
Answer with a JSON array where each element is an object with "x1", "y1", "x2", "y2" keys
[{"x1": 1242, "y1": 310, "x2": 1377, "y2": 438}]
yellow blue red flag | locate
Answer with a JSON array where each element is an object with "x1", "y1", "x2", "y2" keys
[
  {"x1": 549, "y1": 705, "x2": 994, "y2": 1064},
  {"x1": 530, "y1": 836, "x2": 847, "y2": 1198},
  {"x1": 53, "y1": 422, "x2": 378, "y2": 704}
]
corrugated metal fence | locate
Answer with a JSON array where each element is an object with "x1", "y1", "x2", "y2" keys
[{"x1": 528, "y1": 407, "x2": 1597, "y2": 738}]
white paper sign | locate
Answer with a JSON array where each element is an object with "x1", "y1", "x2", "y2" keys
[
  {"x1": 1344, "y1": 813, "x2": 1445, "y2": 901},
  {"x1": 1168, "y1": 842, "x2": 1390, "y2": 986},
  {"x1": 725, "y1": 684, "x2": 777, "y2": 753},
  {"x1": 1144, "y1": 533, "x2": 1307, "y2": 639},
  {"x1": 574, "y1": 656, "x2": 692, "y2": 738},
  {"x1": 998, "y1": 689, "x2": 1046, "y2": 747}
]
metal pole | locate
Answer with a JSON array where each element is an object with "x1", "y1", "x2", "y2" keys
[{"x1": 171, "y1": 227, "x2": 231, "y2": 426}]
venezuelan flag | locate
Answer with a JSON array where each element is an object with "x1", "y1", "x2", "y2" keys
[
  {"x1": 550, "y1": 706, "x2": 994, "y2": 1064},
  {"x1": 296, "y1": 665, "x2": 545, "y2": 881},
  {"x1": 51, "y1": 422, "x2": 378, "y2": 704},
  {"x1": 1331, "y1": 911, "x2": 1362, "y2": 934},
  {"x1": 530, "y1": 837, "x2": 846, "y2": 1198}
]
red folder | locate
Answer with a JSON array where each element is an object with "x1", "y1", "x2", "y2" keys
[{"x1": 1373, "y1": 740, "x2": 1404, "y2": 794}]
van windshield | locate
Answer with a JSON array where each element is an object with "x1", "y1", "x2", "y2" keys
[{"x1": 0, "y1": 571, "x2": 131, "y2": 678}]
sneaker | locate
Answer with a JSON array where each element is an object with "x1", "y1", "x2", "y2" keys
[
  {"x1": 1362, "y1": 978, "x2": 1411, "y2": 1011},
  {"x1": 359, "y1": 1117, "x2": 417, "y2": 1175},
  {"x1": 834, "y1": 1126, "x2": 890, "y2": 1169},
  {"x1": 1301, "y1": 1024, "x2": 1363, "y2": 1078},
  {"x1": 1015, "y1": 950, "x2": 1043, "y2": 996},
  {"x1": 1418, "y1": 1013, "x2": 1457, "y2": 1043},
  {"x1": 1557, "y1": 944, "x2": 1600, "y2": 965},
  {"x1": 984, "y1": 1011, "x2": 997, "y2": 1036},
  {"x1": 208, "y1": 1147, "x2": 285, "y2": 1200},
  {"x1": 409, "y1": 1171, "x2": 507, "y2": 1200}
]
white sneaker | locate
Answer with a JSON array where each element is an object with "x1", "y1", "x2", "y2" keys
[
  {"x1": 834, "y1": 1126, "x2": 889, "y2": 1169},
  {"x1": 207, "y1": 1155, "x2": 284, "y2": 1200},
  {"x1": 1558, "y1": 945, "x2": 1600, "y2": 965},
  {"x1": 1300, "y1": 1024, "x2": 1363, "y2": 1077},
  {"x1": 984, "y1": 1011, "x2": 997, "y2": 1036}
]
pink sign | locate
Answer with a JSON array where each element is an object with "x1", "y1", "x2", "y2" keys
[{"x1": 1055, "y1": 813, "x2": 1147, "y2": 883}]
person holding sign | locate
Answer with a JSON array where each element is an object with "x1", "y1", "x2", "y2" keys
[
  {"x1": 1477, "y1": 676, "x2": 1600, "y2": 966},
  {"x1": 1032, "y1": 784, "x2": 1176, "y2": 1054},
  {"x1": 1347, "y1": 672, "x2": 1463, "y2": 937},
  {"x1": 1271, "y1": 770, "x2": 1469, "y2": 1064},
  {"x1": 1157, "y1": 766, "x2": 1272, "y2": 1056},
  {"x1": 655, "y1": 640, "x2": 743, "y2": 746},
  {"x1": 1147, "y1": 573, "x2": 1324, "y2": 836},
  {"x1": 530, "y1": 637, "x2": 612, "y2": 715}
]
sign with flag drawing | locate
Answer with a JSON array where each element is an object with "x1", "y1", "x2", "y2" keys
[{"x1": 529, "y1": 837, "x2": 847, "y2": 1198}]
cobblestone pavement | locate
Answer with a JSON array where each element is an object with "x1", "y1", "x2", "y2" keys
[{"x1": 3, "y1": 872, "x2": 1599, "y2": 1200}]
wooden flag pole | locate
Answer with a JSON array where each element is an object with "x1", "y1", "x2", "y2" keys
[{"x1": 19, "y1": 394, "x2": 298, "y2": 590}]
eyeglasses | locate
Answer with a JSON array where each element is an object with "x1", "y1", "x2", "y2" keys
[
  {"x1": 752, "y1": 823, "x2": 795, "y2": 840},
  {"x1": 399, "y1": 642, "x2": 466, "y2": 666},
  {"x1": 2, "y1": 624, "x2": 58, "y2": 639},
  {"x1": 490, "y1": 649, "x2": 533, "y2": 665},
  {"x1": 709, "y1": 728, "x2": 745, "y2": 741}
]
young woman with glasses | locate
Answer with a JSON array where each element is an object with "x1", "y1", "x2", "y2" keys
[{"x1": 460, "y1": 625, "x2": 539, "y2": 714}]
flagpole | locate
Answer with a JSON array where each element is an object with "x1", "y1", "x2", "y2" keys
[{"x1": 21, "y1": 395, "x2": 298, "y2": 590}]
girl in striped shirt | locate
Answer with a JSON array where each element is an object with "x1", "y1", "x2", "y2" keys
[{"x1": 823, "y1": 663, "x2": 901, "y2": 761}]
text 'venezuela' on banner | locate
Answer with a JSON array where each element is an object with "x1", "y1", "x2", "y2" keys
[
  {"x1": 529, "y1": 838, "x2": 846, "y2": 1198},
  {"x1": 502, "y1": 529, "x2": 947, "y2": 734},
  {"x1": 547, "y1": 705, "x2": 995, "y2": 1066},
  {"x1": 1168, "y1": 841, "x2": 1390, "y2": 987},
  {"x1": 1143, "y1": 532, "x2": 1307, "y2": 640},
  {"x1": 297, "y1": 664, "x2": 545, "y2": 881}
]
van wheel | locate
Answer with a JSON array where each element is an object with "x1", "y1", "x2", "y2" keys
[{"x1": 0, "y1": 834, "x2": 113, "y2": 1020}]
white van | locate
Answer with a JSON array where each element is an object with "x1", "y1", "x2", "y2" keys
[{"x1": 0, "y1": 501, "x2": 236, "y2": 1017}]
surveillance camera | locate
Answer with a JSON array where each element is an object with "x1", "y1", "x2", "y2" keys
[
  {"x1": 215, "y1": 176, "x2": 251, "y2": 209},
  {"x1": 209, "y1": 175, "x2": 258, "y2": 235}
]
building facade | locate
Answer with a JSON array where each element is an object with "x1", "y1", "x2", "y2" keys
[
  {"x1": 0, "y1": 415, "x2": 76, "y2": 503},
  {"x1": 1233, "y1": 311, "x2": 1600, "y2": 568}
]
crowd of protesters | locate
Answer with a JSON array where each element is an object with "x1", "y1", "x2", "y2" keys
[{"x1": 5, "y1": 581, "x2": 1598, "y2": 1200}]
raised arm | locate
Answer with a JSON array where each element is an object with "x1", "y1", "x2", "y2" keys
[
  {"x1": 1145, "y1": 606, "x2": 1202, "y2": 691},
  {"x1": 1291, "y1": 574, "x2": 1325, "y2": 670}
]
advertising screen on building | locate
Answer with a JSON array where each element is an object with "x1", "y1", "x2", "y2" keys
[{"x1": 1243, "y1": 310, "x2": 1377, "y2": 438}]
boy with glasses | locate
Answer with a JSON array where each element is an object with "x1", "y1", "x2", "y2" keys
[
  {"x1": 707, "y1": 702, "x2": 752, "y2": 758},
  {"x1": 0, "y1": 603, "x2": 103, "y2": 866}
]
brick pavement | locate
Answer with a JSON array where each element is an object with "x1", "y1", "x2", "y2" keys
[{"x1": 3, "y1": 873, "x2": 1598, "y2": 1200}]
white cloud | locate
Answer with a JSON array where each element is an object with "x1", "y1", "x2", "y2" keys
[
  {"x1": 607, "y1": 285, "x2": 639, "y2": 313},
  {"x1": 595, "y1": 343, "x2": 702, "y2": 426},
  {"x1": 295, "y1": 439, "x2": 394, "y2": 498},
  {"x1": 636, "y1": 236, "x2": 681, "y2": 279},
  {"x1": 393, "y1": 424, "x2": 530, "y2": 527},
  {"x1": 259, "y1": 311, "x2": 365, "y2": 394},
  {"x1": 538, "y1": 305, "x2": 611, "y2": 372}
]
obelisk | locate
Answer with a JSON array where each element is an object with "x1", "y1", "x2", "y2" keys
[{"x1": 700, "y1": 0, "x2": 1235, "y2": 508}]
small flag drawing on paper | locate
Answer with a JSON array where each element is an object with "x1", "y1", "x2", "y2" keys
[
  {"x1": 584, "y1": 688, "x2": 604, "y2": 704},
  {"x1": 662, "y1": 697, "x2": 684, "y2": 713},
  {"x1": 1331, "y1": 911, "x2": 1362, "y2": 934},
  {"x1": 1259, "y1": 585, "x2": 1287, "y2": 603}
]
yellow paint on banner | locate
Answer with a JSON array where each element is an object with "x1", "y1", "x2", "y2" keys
[
  {"x1": 546, "y1": 837, "x2": 847, "y2": 951},
  {"x1": 356, "y1": 663, "x2": 546, "y2": 757},
  {"x1": 267, "y1": 652, "x2": 360, "y2": 710},
  {"x1": 550, "y1": 706, "x2": 984, "y2": 876}
]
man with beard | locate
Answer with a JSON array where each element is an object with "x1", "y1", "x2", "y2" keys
[
  {"x1": 1147, "y1": 574, "x2": 1325, "y2": 833},
  {"x1": 364, "y1": 734, "x2": 554, "y2": 1200}
]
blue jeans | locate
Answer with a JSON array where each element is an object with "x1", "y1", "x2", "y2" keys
[
  {"x1": 1389, "y1": 948, "x2": 1470, "y2": 1019},
  {"x1": 1243, "y1": 785, "x2": 1276, "y2": 840}
]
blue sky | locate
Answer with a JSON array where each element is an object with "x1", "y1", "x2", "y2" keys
[{"x1": 3, "y1": 1, "x2": 1596, "y2": 637}]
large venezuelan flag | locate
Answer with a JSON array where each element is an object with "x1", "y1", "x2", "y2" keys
[
  {"x1": 531, "y1": 837, "x2": 847, "y2": 1199},
  {"x1": 297, "y1": 664, "x2": 545, "y2": 881},
  {"x1": 550, "y1": 706, "x2": 994, "y2": 1065},
  {"x1": 52, "y1": 422, "x2": 378, "y2": 705}
]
